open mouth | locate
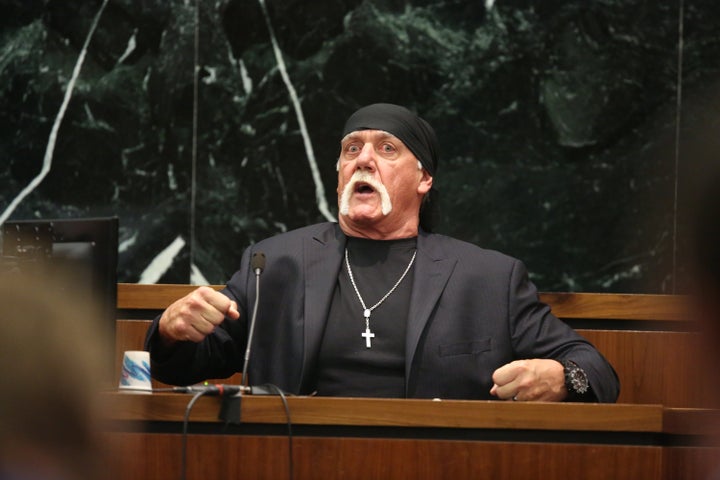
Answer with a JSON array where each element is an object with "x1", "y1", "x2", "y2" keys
[
  {"x1": 355, "y1": 182, "x2": 376, "y2": 194},
  {"x1": 339, "y1": 174, "x2": 392, "y2": 216}
]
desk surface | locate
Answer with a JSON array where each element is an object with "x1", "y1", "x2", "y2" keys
[
  {"x1": 104, "y1": 392, "x2": 720, "y2": 436},
  {"x1": 105, "y1": 392, "x2": 670, "y2": 431}
]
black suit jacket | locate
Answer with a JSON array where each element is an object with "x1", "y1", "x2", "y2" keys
[{"x1": 146, "y1": 223, "x2": 619, "y2": 402}]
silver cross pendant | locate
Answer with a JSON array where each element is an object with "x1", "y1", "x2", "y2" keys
[{"x1": 361, "y1": 309, "x2": 374, "y2": 348}]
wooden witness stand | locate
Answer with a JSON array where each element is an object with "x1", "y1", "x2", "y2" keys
[{"x1": 106, "y1": 284, "x2": 720, "y2": 480}]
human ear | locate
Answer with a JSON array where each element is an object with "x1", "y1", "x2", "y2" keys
[{"x1": 417, "y1": 170, "x2": 433, "y2": 195}]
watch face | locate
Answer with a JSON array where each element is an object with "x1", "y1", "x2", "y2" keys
[
  {"x1": 570, "y1": 368, "x2": 589, "y2": 394},
  {"x1": 563, "y1": 360, "x2": 589, "y2": 395}
]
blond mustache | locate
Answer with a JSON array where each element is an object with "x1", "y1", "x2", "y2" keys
[{"x1": 339, "y1": 170, "x2": 393, "y2": 216}]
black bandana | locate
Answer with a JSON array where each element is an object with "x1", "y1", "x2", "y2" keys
[{"x1": 342, "y1": 103, "x2": 439, "y2": 176}]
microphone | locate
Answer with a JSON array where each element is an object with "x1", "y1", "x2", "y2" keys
[
  {"x1": 172, "y1": 384, "x2": 248, "y2": 396},
  {"x1": 241, "y1": 251, "x2": 266, "y2": 390},
  {"x1": 171, "y1": 384, "x2": 277, "y2": 396},
  {"x1": 172, "y1": 252, "x2": 279, "y2": 398},
  {"x1": 251, "y1": 251, "x2": 266, "y2": 274}
]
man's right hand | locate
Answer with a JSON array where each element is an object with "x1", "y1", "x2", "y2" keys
[{"x1": 158, "y1": 286, "x2": 240, "y2": 345}]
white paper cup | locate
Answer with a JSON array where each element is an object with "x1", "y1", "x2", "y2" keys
[{"x1": 118, "y1": 350, "x2": 152, "y2": 392}]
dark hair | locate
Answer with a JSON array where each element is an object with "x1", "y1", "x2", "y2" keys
[{"x1": 419, "y1": 188, "x2": 440, "y2": 233}]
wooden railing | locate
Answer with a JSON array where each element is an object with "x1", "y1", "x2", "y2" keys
[
  {"x1": 108, "y1": 285, "x2": 720, "y2": 479},
  {"x1": 101, "y1": 393, "x2": 719, "y2": 480},
  {"x1": 115, "y1": 284, "x2": 712, "y2": 407},
  {"x1": 118, "y1": 283, "x2": 688, "y2": 320}
]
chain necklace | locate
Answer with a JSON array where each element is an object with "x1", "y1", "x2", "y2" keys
[{"x1": 344, "y1": 247, "x2": 417, "y2": 348}]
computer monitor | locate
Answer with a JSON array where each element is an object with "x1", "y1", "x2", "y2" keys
[{"x1": 1, "y1": 217, "x2": 119, "y2": 381}]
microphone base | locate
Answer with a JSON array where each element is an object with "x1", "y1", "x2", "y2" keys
[
  {"x1": 246, "y1": 385, "x2": 280, "y2": 396},
  {"x1": 218, "y1": 384, "x2": 284, "y2": 425},
  {"x1": 219, "y1": 393, "x2": 242, "y2": 424}
]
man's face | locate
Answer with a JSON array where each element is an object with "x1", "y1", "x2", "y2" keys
[{"x1": 336, "y1": 129, "x2": 432, "y2": 238}]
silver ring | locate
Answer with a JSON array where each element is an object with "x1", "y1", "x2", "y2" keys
[{"x1": 512, "y1": 395, "x2": 518, "y2": 401}]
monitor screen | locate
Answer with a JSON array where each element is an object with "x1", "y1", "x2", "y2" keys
[{"x1": 1, "y1": 217, "x2": 119, "y2": 381}]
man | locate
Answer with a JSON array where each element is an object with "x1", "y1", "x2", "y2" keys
[{"x1": 146, "y1": 103, "x2": 619, "y2": 402}]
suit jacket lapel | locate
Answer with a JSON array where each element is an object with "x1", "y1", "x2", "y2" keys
[
  {"x1": 300, "y1": 224, "x2": 345, "y2": 392},
  {"x1": 406, "y1": 233, "x2": 457, "y2": 391}
]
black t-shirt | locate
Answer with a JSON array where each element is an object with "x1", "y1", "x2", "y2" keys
[{"x1": 315, "y1": 236, "x2": 417, "y2": 397}]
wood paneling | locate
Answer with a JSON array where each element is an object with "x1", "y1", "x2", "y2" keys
[
  {"x1": 663, "y1": 447, "x2": 720, "y2": 480},
  {"x1": 663, "y1": 408, "x2": 720, "y2": 435},
  {"x1": 109, "y1": 285, "x2": 718, "y2": 480},
  {"x1": 578, "y1": 329, "x2": 710, "y2": 407},
  {"x1": 117, "y1": 284, "x2": 689, "y2": 321},
  {"x1": 541, "y1": 292, "x2": 688, "y2": 321},
  {"x1": 106, "y1": 432, "x2": 664, "y2": 480},
  {"x1": 100, "y1": 391, "x2": 719, "y2": 480}
]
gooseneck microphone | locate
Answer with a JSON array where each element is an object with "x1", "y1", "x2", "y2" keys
[
  {"x1": 171, "y1": 251, "x2": 272, "y2": 396},
  {"x1": 241, "y1": 251, "x2": 266, "y2": 389}
]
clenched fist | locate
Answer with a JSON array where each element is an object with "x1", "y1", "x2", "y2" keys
[
  {"x1": 489, "y1": 359, "x2": 567, "y2": 402},
  {"x1": 158, "y1": 286, "x2": 240, "y2": 345}
]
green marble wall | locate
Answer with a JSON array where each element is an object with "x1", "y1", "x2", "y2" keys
[{"x1": 1, "y1": 0, "x2": 719, "y2": 292}]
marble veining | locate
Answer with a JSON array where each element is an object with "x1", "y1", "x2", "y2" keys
[
  {"x1": 1, "y1": 0, "x2": 718, "y2": 293},
  {"x1": 0, "y1": 0, "x2": 110, "y2": 225},
  {"x1": 256, "y1": 0, "x2": 335, "y2": 223}
]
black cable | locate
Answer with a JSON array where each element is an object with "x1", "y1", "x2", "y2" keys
[
  {"x1": 143, "y1": 383, "x2": 292, "y2": 479},
  {"x1": 260, "y1": 384, "x2": 293, "y2": 480},
  {"x1": 181, "y1": 390, "x2": 212, "y2": 480}
]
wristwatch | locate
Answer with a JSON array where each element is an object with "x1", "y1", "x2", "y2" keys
[{"x1": 560, "y1": 359, "x2": 589, "y2": 397}]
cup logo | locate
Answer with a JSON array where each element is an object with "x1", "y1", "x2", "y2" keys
[{"x1": 119, "y1": 351, "x2": 151, "y2": 390}]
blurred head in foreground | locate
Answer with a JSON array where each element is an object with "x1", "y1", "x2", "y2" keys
[{"x1": 0, "y1": 269, "x2": 110, "y2": 480}]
